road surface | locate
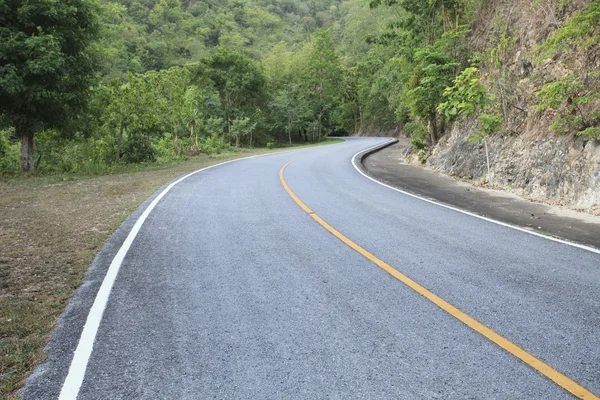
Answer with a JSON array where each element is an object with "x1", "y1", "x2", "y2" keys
[{"x1": 23, "y1": 137, "x2": 600, "y2": 399}]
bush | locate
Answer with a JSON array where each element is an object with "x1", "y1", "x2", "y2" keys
[
  {"x1": 471, "y1": 113, "x2": 502, "y2": 143},
  {"x1": 405, "y1": 121, "x2": 428, "y2": 150},
  {"x1": 122, "y1": 135, "x2": 156, "y2": 163},
  {"x1": 0, "y1": 128, "x2": 19, "y2": 173},
  {"x1": 536, "y1": 73, "x2": 600, "y2": 139},
  {"x1": 438, "y1": 67, "x2": 494, "y2": 120},
  {"x1": 201, "y1": 133, "x2": 229, "y2": 154}
]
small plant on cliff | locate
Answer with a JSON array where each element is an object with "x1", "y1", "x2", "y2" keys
[
  {"x1": 438, "y1": 67, "x2": 502, "y2": 183},
  {"x1": 534, "y1": 0, "x2": 600, "y2": 62},
  {"x1": 532, "y1": 0, "x2": 600, "y2": 140},
  {"x1": 438, "y1": 67, "x2": 501, "y2": 139},
  {"x1": 536, "y1": 72, "x2": 600, "y2": 140}
]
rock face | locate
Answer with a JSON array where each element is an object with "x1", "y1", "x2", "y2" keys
[
  {"x1": 425, "y1": 0, "x2": 600, "y2": 213},
  {"x1": 429, "y1": 121, "x2": 600, "y2": 212}
]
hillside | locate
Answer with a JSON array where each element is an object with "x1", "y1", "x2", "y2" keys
[{"x1": 422, "y1": 0, "x2": 600, "y2": 212}]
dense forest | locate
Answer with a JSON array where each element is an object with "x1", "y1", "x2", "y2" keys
[{"x1": 1, "y1": 0, "x2": 599, "y2": 173}]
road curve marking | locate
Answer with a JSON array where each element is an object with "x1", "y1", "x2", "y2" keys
[
  {"x1": 350, "y1": 139, "x2": 600, "y2": 255},
  {"x1": 279, "y1": 155, "x2": 599, "y2": 400},
  {"x1": 57, "y1": 147, "x2": 331, "y2": 400}
]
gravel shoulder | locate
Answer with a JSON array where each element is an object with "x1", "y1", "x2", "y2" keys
[{"x1": 362, "y1": 138, "x2": 600, "y2": 250}]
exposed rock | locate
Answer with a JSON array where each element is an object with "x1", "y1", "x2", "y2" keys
[
  {"x1": 423, "y1": 0, "x2": 600, "y2": 213},
  {"x1": 428, "y1": 120, "x2": 600, "y2": 210}
]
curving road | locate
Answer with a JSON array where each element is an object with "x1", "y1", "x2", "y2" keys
[{"x1": 24, "y1": 137, "x2": 600, "y2": 399}]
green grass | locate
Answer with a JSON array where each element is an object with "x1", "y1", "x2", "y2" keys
[{"x1": 0, "y1": 138, "x2": 345, "y2": 187}]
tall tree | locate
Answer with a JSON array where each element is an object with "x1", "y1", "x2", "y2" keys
[
  {"x1": 305, "y1": 28, "x2": 341, "y2": 141},
  {"x1": 201, "y1": 47, "x2": 267, "y2": 146},
  {"x1": 0, "y1": 0, "x2": 100, "y2": 171}
]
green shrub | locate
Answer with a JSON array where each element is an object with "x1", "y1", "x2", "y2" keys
[
  {"x1": 122, "y1": 135, "x2": 156, "y2": 163},
  {"x1": 471, "y1": 113, "x2": 502, "y2": 143},
  {"x1": 0, "y1": 128, "x2": 19, "y2": 173},
  {"x1": 438, "y1": 67, "x2": 501, "y2": 142},
  {"x1": 438, "y1": 67, "x2": 494, "y2": 120},
  {"x1": 201, "y1": 133, "x2": 229, "y2": 154},
  {"x1": 405, "y1": 121, "x2": 428, "y2": 150},
  {"x1": 534, "y1": 0, "x2": 600, "y2": 62},
  {"x1": 536, "y1": 73, "x2": 600, "y2": 139}
]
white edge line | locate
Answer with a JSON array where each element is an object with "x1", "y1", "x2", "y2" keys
[
  {"x1": 58, "y1": 146, "x2": 321, "y2": 400},
  {"x1": 351, "y1": 139, "x2": 600, "y2": 256}
]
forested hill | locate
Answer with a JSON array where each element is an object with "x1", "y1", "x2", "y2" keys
[
  {"x1": 1, "y1": 0, "x2": 599, "y2": 177},
  {"x1": 97, "y1": 0, "x2": 349, "y2": 78}
]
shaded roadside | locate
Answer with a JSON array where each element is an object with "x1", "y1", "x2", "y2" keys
[{"x1": 362, "y1": 139, "x2": 600, "y2": 250}]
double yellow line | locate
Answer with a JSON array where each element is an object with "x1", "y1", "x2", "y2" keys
[{"x1": 279, "y1": 157, "x2": 598, "y2": 400}]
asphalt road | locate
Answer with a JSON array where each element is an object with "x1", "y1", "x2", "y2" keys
[{"x1": 23, "y1": 137, "x2": 600, "y2": 399}]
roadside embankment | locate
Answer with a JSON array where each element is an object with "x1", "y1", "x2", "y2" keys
[{"x1": 362, "y1": 139, "x2": 600, "y2": 250}]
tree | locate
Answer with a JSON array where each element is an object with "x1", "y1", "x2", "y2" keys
[
  {"x1": 183, "y1": 86, "x2": 204, "y2": 147},
  {"x1": 271, "y1": 83, "x2": 310, "y2": 145},
  {"x1": 0, "y1": 0, "x2": 100, "y2": 172},
  {"x1": 438, "y1": 67, "x2": 501, "y2": 182},
  {"x1": 102, "y1": 67, "x2": 189, "y2": 163},
  {"x1": 304, "y1": 28, "x2": 341, "y2": 141},
  {"x1": 405, "y1": 45, "x2": 458, "y2": 145},
  {"x1": 201, "y1": 47, "x2": 267, "y2": 146}
]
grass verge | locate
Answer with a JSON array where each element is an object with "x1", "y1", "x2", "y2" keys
[{"x1": 0, "y1": 139, "x2": 343, "y2": 399}]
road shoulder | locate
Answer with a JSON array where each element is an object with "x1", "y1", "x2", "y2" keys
[{"x1": 361, "y1": 139, "x2": 600, "y2": 250}]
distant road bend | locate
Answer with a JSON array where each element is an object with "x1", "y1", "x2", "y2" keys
[{"x1": 24, "y1": 137, "x2": 600, "y2": 399}]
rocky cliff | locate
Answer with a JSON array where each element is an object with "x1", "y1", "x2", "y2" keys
[{"x1": 424, "y1": 0, "x2": 600, "y2": 213}]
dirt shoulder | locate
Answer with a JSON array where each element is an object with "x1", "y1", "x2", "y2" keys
[
  {"x1": 363, "y1": 138, "x2": 600, "y2": 250},
  {"x1": 0, "y1": 142, "x2": 337, "y2": 399}
]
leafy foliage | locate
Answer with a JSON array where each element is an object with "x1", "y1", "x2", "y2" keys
[
  {"x1": 536, "y1": 72, "x2": 600, "y2": 139},
  {"x1": 2, "y1": 0, "x2": 598, "y2": 174},
  {"x1": 439, "y1": 67, "x2": 491, "y2": 120},
  {"x1": 439, "y1": 67, "x2": 501, "y2": 142},
  {"x1": 534, "y1": 0, "x2": 600, "y2": 62},
  {"x1": 0, "y1": 0, "x2": 101, "y2": 171}
]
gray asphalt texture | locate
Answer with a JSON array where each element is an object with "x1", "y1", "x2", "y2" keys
[{"x1": 23, "y1": 138, "x2": 600, "y2": 399}]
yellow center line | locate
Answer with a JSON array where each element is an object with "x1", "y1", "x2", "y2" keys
[{"x1": 279, "y1": 156, "x2": 599, "y2": 400}]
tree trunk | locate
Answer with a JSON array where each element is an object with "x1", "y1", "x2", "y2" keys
[
  {"x1": 190, "y1": 121, "x2": 196, "y2": 146},
  {"x1": 35, "y1": 152, "x2": 42, "y2": 170},
  {"x1": 318, "y1": 110, "x2": 323, "y2": 142},
  {"x1": 288, "y1": 119, "x2": 292, "y2": 146},
  {"x1": 17, "y1": 124, "x2": 34, "y2": 172},
  {"x1": 359, "y1": 105, "x2": 363, "y2": 133},
  {"x1": 442, "y1": 2, "x2": 447, "y2": 33},
  {"x1": 226, "y1": 93, "x2": 232, "y2": 146},
  {"x1": 429, "y1": 115, "x2": 438, "y2": 147},
  {"x1": 227, "y1": 116, "x2": 231, "y2": 146},
  {"x1": 116, "y1": 119, "x2": 125, "y2": 163}
]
